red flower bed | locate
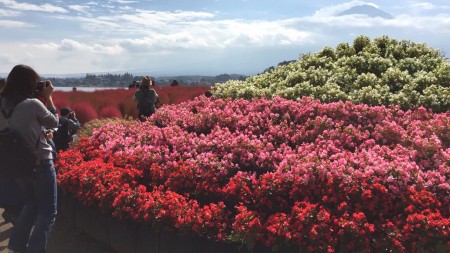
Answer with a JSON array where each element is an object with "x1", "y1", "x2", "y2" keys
[
  {"x1": 52, "y1": 86, "x2": 210, "y2": 123},
  {"x1": 57, "y1": 96, "x2": 450, "y2": 252}
]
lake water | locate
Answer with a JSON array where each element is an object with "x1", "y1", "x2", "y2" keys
[{"x1": 54, "y1": 87, "x2": 127, "y2": 92}]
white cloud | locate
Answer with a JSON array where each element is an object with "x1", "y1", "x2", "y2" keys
[
  {"x1": 0, "y1": 0, "x2": 68, "y2": 13},
  {"x1": 410, "y1": 1, "x2": 450, "y2": 11},
  {"x1": 412, "y1": 2, "x2": 437, "y2": 10},
  {"x1": 56, "y1": 9, "x2": 315, "y2": 50},
  {"x1": 0, "y1": 54, "x2": 14, "y2": 65},
  {"x1": 91, "y1": 43, "x2": 123, "y2": 55},
  {"x1": 119, "y1": 6, "x2": 133, "y2": 11},
  {"x1": 0, "y1": 40, "x2": 127, "y2": 74},
  {"x1": 58, "y1": 39, "x2": 85, "y2": 52},
  {"x1": 51, "y1": 39, "x2": 123, "y2": 55},
  {"x1": 68, "y1": 5, "x2": 91, "y2": 14},
  {"x1": 120, "y1": 9, "x2": 216, "y2": 25},
  {"x1": 0, "y1": 19, "x2": 32, "y2": 28},
  {"x1": 390, "y1": 1, "x2": 450, "y2": 15},
  {"x1": 113, "y1": 0, "x2": 138, "y2": 3},
  {"x1": 57, "y1": 15, "x2": 123, "y2": 34},
  {"x1": 0, "y1": 9, "x2": 20, "y2": 16}
]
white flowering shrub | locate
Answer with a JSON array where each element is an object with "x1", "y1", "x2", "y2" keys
[{"x1": 213, "y1": 35, "x2": 450, "y2": 112}]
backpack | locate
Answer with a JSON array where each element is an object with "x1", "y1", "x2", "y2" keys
[
  {"x1": 0, "y1": 97, "x2": 38, "y2": 178},
  {"x1": 138, "y1": 89, "x2": 156, "y2": 116},
  {"x1": 53, "y1": 118, "x2": 72, "y2": 151}
]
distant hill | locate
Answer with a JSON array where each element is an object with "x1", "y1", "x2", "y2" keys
[{"x1": 337, "y1": 4, "x2": 393, "y2": 19}]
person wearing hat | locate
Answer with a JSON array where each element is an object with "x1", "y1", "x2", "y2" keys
[{"x1": 132, "y1": 75, "x2": 159, "y2": 121}]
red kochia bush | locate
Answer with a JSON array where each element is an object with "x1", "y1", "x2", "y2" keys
[
  {"x1": 71, "y1": 102, "x2": 98, "y2": 124},
  {"x1": 52, "y1": 93, "x2": 70, "y2": 110},
  {"x1": 57, "y1": 96, "x2": 450, "y2": 252},
  {"x1": 53, "y1": 85, "x2": 210, "y2": 120},
  {"x1": 98, "y1": 105, "x2": 122, "y2": 118}
]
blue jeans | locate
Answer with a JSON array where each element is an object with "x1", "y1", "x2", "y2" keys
[{"x1": 8, "y1": 160, "x2": 57, "y2": 253}]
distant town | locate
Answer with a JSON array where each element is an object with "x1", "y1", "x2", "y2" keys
[{"x1": 43, "y1": 73, "x2": 248, "y2": 88}]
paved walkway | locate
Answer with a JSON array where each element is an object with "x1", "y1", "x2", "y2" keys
[{"x1": 0, "y1": 208, "x2": 116, "y2": 253}]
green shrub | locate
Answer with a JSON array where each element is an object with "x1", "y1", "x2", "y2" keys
[
  {"x1": 76, "y1": 118, "x2": 134, "y2": 141},
  {"x1": 213, "y1": 35, "x2": 450, "y2": 112}
]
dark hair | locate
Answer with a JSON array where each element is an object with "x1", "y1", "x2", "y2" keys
[
  {"x1": 60, "y1": 107, "x2": 71, "y2": 116},
  {"x1": 0, "y1": 64, "x2": 40, "y2": 98},
  {"x1": 139, "y1": 85, "x2": 149, "y2": 91},
  {"x1": 204, "y1": 90, "x2": 213, "y2": 98},
  {"x1": 0, "y1": 79, "x2": 5, "y2": 92}
]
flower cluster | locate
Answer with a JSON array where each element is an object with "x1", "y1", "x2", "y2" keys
[
  {"x1": 57, "y1": 96, "x2": 450, "y2": 252},
  {"x1": 213, "y1": 35, "x2": 450, "y2": 112}
]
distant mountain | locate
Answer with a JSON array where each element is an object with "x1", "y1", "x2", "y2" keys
[{"x1": 337, "y1": 4, "x2": 394, "y2": 19}]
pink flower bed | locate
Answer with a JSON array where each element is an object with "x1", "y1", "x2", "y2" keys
[{"x1": 57, "y1": 96, "x2": 450, "y2": 252}]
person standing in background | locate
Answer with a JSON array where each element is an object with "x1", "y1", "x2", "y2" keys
[
  {"x1": 132, "y1": 76, "x2": 159, "y2": 121},
  {"x1": 53, "y1": 107, "x2": 81, "y2": 152},
  {"x1": 0, "y1": 64, "x2": 59, "y2": 253},
  {"x1": 59, "y1": 107, "x2": 81, "y2": 136}
]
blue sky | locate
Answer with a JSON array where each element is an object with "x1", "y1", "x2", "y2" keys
[{"x1": 0, "y1": 0, "x2": 449, "y2": 77}]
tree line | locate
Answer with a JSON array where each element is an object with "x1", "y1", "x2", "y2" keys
[{"x1": 44, "y1": 73, "x2": 247, "y2": 87}]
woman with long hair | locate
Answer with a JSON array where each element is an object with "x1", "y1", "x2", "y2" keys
[{"x1": 0, "y1": 64, "x2": 59, "y2": 253}]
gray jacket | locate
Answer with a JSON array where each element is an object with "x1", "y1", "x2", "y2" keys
[{"x1": 0, "y1": 97, "x2": 58, "y2": 160}]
